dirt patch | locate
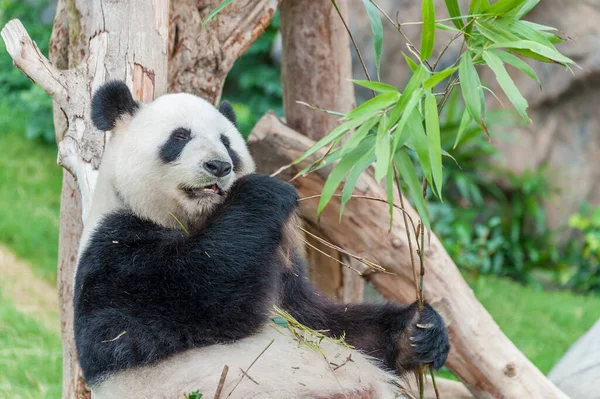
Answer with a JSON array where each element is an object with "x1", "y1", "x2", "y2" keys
[{"x1": 0, "y1": 245, "x2": 60, "y2": 331}]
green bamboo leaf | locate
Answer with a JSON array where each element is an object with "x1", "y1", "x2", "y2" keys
[
  {"x1": 295, "y1": 148, "x2": 342, "y2": 178},
  {"x1": 340, "y1": 116, "x2": 379, "y2": 156},
  {"x1": 509, "y1": 48, "x2": 553, "y2": 63},
  {"x1": 201, "y1": 0, "x2": 233, "y2": 32},
  {"x1": 420, "y1": 0, "x2": 435, "y2": 60},
  {"x1": 513, "y1": 0, "x2": 539, "y2": 19},
  {"x1": 520, "y1": 21, "x2": 557, "y2": 32},
  {"x1": 482, "y1": 50, "x2": 531, "y2": 123},
  {"x1": 347, "y1": 91, "x2": 401, "y2": 120},
  {"x1": 317, "y1": 140, "x2": 373, "y2": 217},
  {"x1": 444, "y1": 0, "x2": 464, "y2": 29},
  {"x1": 385, "y1": 162, "x2": 395, "y2": 226},
  {"x1": 492, "y1": 49, "x2": 540, "y2": 83},
  {"x1": 403, "y1": 52, "x2": 419, "y2": 72},
  {"x1": 291, "y1": 116, "x2": 370, "y2": 166},
  {"x1": 453, "y1": 108, "x2": 473, "y2": 149},
  {"x1": 394, "y1": 151, "x2": 431, "y2": 229},
  {"x1": 469, "y1": 0, "x2": 484, "y2": 14},
  {"x1": 363, "y1": 0, "x2": 384, "y2": 80},
  {"x1": 340, "y1": 149, "x2": 376, "y2": 218},
  {"x1": 459, "y1": 52, "x2": 483, "y2": 124},
  {"x1": 424, "y1": 91, "x2": 443, "y2": 199},
  {"x1": 476, "y1": 20, "x2": 519, "y2": 44},
  {"x1": 388, "y1": 66, "x2": 429, "y2": 128},
  {"x1": 488, "y1": 0, "x2": 526, "y2": 15},
  {"x1": 409, "y1": 110, "x2": 434, "y2": 190},
  {"x1": 490, "y1": 40, "x2": 573, "y2": 64},
  {"x1": 424, "y1": 67, "x2": 458, "y2": 90},
  {"x1": 375, "y1": 114, "x2": 390, "y2": 182},
  {"x1": 391, "y1": 89, "x2": 424, "y2": 154},
  {"x1": 351, "y1": 80, "x2": 398, "y2": 93}
]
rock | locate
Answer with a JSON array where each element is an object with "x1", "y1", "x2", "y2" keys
[{"x1": 548, "y1": 320, "x2": 600, "y2": 399}]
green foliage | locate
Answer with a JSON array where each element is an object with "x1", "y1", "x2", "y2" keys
[
  {"x1": 564, "y1": 204, "x2": 600, "y2": 293},
  {"x1": 186, "y1": 392, "x2": 203, "y2": 399},
  {"x1": 222, "y1": 12, "x2": 282, "y2": 137},
  {"x1": 293, "y1": 0, "x2": 572, "y2": 232},
  {"x1": 0, "y1": 0, "x2": 55, "y2": 144}
]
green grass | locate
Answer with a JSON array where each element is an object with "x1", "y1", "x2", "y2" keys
[
  {"x1": 0, "y1": 288, "x2": 62, "y2": 399},
  {"x1": 0, "y1": 131, "x2": 62, "y2": 283},
  {"x1": 472, "y1": 276, "x2": 600, "y2": 374}
]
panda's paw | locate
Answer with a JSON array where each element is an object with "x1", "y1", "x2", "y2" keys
[
  {"x1": 396, "y1": 303, "x2": 449, "y2": 372},
  {"x1": 231, "y1": 173, "x2": 299, "y2": 211}
]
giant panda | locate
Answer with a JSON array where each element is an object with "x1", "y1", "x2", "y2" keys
[{"x1": 73, "y1": 81, "x2": 450, "y2": 399}]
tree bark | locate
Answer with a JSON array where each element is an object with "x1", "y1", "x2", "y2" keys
[
  {"x1": 280, "y1": 0, "x2": 363, "y2": 302},
  {"x1": 248, "y1": 113, "x2": 569, "y2": 399},
  {"x1": 2, "y1": 2, "x2": 277, "y2": 398}
]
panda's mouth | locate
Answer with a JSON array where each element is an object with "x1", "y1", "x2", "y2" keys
[{"x1": 181, "y1": 184, "x2": 223, "y2": 197}]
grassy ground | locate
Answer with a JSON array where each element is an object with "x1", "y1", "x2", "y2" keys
[
  {"x1": 0, "y1": 131, "x2": 61, "y2": 283},
  {"x1": 0, "y1": 132, "x2": 598, "y2": 397}
]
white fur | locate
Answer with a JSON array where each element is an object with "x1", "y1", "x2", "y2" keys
[
  {"x1": 93, "y1": 328, "x2": 403, "y2": 399},
  {"x1": 81, "y1": 91, "x2": 406, "y2": 398}
]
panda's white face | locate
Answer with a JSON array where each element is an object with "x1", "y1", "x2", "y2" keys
[{"x1": 110, "y1": 93, "x2": 255, "y2": 230}]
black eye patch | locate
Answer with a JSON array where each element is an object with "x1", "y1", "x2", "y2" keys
[
  {"x1": 220, "y1": 134, "x2": 241, "y2": 173},
  {"x1": 160, "y1": 128, "x2": 191, "y2": 163}
]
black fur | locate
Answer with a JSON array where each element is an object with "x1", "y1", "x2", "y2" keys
[
  {"x1": 74, "y1": 174, "x2": 299, "y2": 384},
  {"x1": 280, "y1": 258, "x2": 450, "y2": 373},
  {"x1": 218, "y1": 101, "x2": 237, "y2": 126},
  {"x1": 91, "y1": 81, "x2": 139, "y2": 131},
  {"x1": 220, "y1": 134, "x2": 241, "y2": 173},
  {"x1": 159, "y1": 128, "x2": 191, "y2": 163},
  {"x1": 74, "y1": 173, "x2": 449, "y2": 386}
]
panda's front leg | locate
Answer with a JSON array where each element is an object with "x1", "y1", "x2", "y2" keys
[{"x1": 281, "y1": 259, "x2": 450, "y2": 375}]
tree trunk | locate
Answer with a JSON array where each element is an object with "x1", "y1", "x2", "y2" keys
[
  {"x1": 248, "y1": 113, "x2": 569, "y2": 399},
  {"x1": 2, "y1": 2, "x2": 276, "y2": 398},
  {"x1": 280, "y1": 0, "x2": 363, "y2": 302}
]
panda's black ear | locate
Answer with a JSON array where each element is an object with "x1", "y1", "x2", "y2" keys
[
  {"x1": 218, "y1": 101, "x2": 237, "y2": 127},
  {"x1": 91, "y1": 81, "x2": 139, "y2": 131}
]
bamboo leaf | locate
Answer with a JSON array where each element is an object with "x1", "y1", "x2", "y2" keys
[
  {"x1": 340, "y1": 116, "x2": 378, "y2": 156},
  {"x1": 424, "y1": 67, "x2": 458, "y2": 90},
  {"x1": 375, "y1": 114, "x2": 390, "y2": 182},
  {"x1": 403, "y1": 52, "x2": 419, "y2": 72},
  {"x1": 488, "y1": 0, "x2": 526, "y2": 15},
  {"x1": 476, "y1": 20, "x2": 519, "y2": 44},
  {"x1": 420, "y1": 0, "x2": 436, "y2": 60},
  {"x1": 391, "y1": 89, "x2": 424, "y2": 154},
  {"x1": 425, "y1": 91, "x2": 443, "y2": 199},
  {"x1": 347, "y1": 91, "x2": 401, "y2": 119},
  {"x1": 388, "y1": 66, "x2": 429, "y2": 128},
  {"x1": 351, "y1": 80, "x2": 397, "y2": 93},
  {"x1": 444, "y1": 0, "x2": 464, "y2": 29},
  {"x1": 513, "y1": 0, "x2": 539, "y2": 20},
  {"x1": 459, "y1": 52, "x2": 483, "y2": 124},
  {"x1": 394, "y1": 151, "x2": 431, "y2": 229},
  {"x1": 453, "y1": 108, "x2": 472, "y2": 149},
  {"x1": 340, "y1": 149, "x2": 376, "y2": 218},
  {"x1": 296, "y1": 148, "x2": 342, "y2": 177},
  {"x1": 363, "y1": 0, "x2": 384, "y2": 80},
  {"x1": 291, "y1": 116, "x2": 370, "y2": 166},
  {"x1": 492, "y1": 49, "x2": 540, "y2": 84},
  {"x1": 318, "y1": 139, "x2": 373, "y2": 216},
  {"x1": 409, "y1": 110, "x2": 434, "y2": 190},
  {"x1": 201, "y1": 0, "x2": 233, "y2": 32},
  {"x1": 490, "y1": 40, "x2": 573, "y2": 64},
  {"x1": 482, "y1": 50, "x2": 531, "y2": 123},
  {"x1": 385, "y1": 162, "x2": 395, "y2": 226}
]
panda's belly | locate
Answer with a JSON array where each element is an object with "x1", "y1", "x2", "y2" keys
[{"x1": 92, "y1": 328, "x2": 403, "y2": 399}]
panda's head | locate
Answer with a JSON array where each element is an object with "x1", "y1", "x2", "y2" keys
[{"x1": 91, "y1": 81, "x2": 255, "y2": 229}]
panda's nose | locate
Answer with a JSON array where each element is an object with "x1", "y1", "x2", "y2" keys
[{"x1": 204, "y1": 160, "x2": 232, "y2": 177}]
